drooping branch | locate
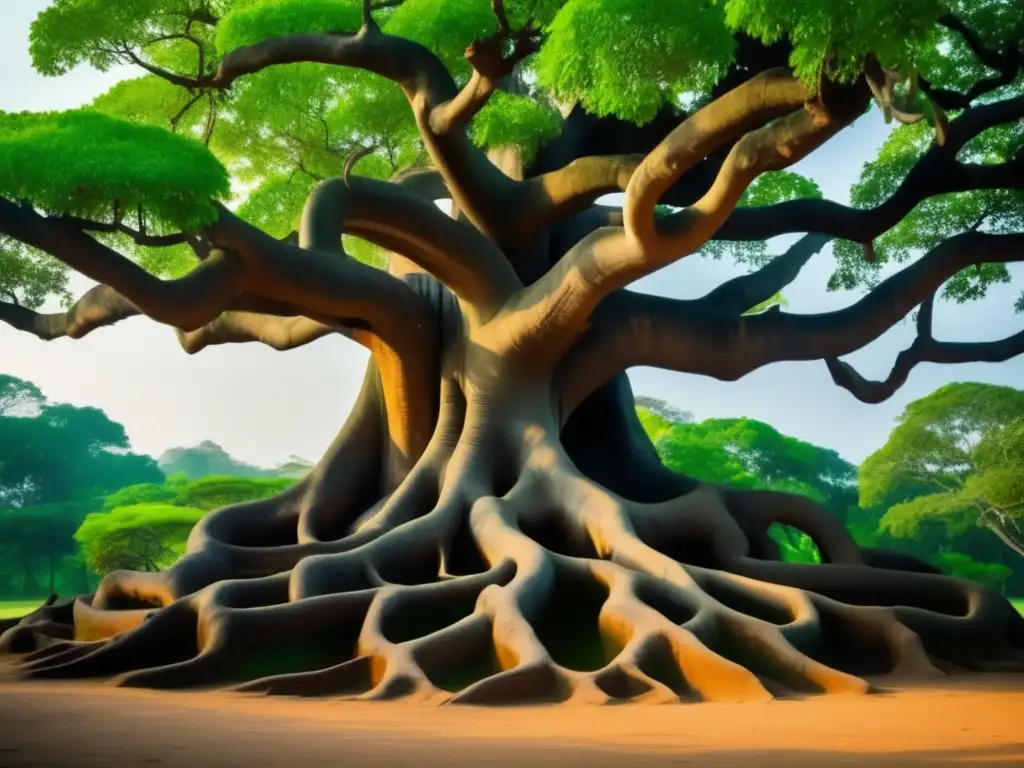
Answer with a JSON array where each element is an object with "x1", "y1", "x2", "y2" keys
[
  {"x1": 100, "y1": 44, "x2": 204, "y2": 89},
  {"x1": 697, "y1": 234, "x2": 833, "y2": 315},
  {"x1": 0, "y1": 195, "x2": 438, "y2": 359},
  {"x1": 58, "y1": 216, "x2": 191, "y2": 249},
  {"x1": 0, "y1": 284, "x2": 139, "y2": 341},
  {"x1": 826, "y1": 293, "x2": 1024, "y2": 404},
  {"x1": 559, "y1": 230, "x2": 1024, "y2": 419},
  {"x1": 0, "y1": 278, "x2": 330, "y2": 350}
]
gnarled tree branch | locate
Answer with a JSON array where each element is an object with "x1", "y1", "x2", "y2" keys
[
  {"x1": 559, "y1": 231, "x2": 1024, "y2": 419},
  {"x1": 176, "y1": 311, "x2": 351, "y2": 355},
  {"x1": 826, "y1": 292, "x2": 1024, "y2": 403},
  {"x1": 715, "y1": 93, "x2": 1024, "y2": 244},
  {"x1": 697, "y1": 234, "x2": 833, "y2": 316},
  {"x1": 511, "y1": 154, "x2": 642, "y2": 238},
  {"x1": 623, "y1": 69, "x2": 812, "y2": 248},
  {"x1": 0, "y1": 285, "x2": 139, "y2": 341},
  {"x1": 0, "y1": 197, "x2": 245, "y2": 332},
  {"x1": 428, "y1": 2, "x2": 539, "y2": 134},
  {"x1": 504, "y1": 72, "x2": 866, "y2": 363},
  {"x1": 205, "y1": 17, "x2": 519, "y2": 247},
  {"x1": 919, "y1": 14, "x2": 1022, "y2": 111},
  {"x1": 298, "y1": 175, "x2": 520, "y2": 308}
]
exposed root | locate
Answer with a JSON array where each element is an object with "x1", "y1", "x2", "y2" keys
[{"x1": 4, "y1": 408, "x2": 1022, "y2": 706}]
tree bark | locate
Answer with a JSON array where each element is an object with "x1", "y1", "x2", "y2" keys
[{"x1": 2, "y1": 18, "x2": 1023, "y2": 701}]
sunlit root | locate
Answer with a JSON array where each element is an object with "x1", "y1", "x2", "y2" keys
[{"x1": 5, "y1": 420, "x2": 1022, "y2": 705}]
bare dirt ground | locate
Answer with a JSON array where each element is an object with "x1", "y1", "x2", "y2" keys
[{"x1": 0, "y1": 674, "x2": 1022, "y2": 767}]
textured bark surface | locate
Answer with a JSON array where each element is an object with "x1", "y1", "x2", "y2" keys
[
  {"x1": 2, "y1": 318, "x2": 1022, "y2": 704},
  {"x1": 2, "y1": 5, "x2": 1023, "y2": 705}
]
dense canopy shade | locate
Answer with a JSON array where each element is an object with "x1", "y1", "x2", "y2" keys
[{"x1": 1, "y1": 0, "x2": 1023, "y2": 705}]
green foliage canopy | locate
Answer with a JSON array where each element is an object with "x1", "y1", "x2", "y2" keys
[
  {"x1": 637, "y1": 407, "x2": 860, "y2": 564},
  {"x1": 0, "y1": 110, "x2": 229, "y2": 229},
  {"x1": 3, "y1": 0, "x2": 1019, "y2": 315},
  {"x1": 0, "y1": 376, "x2": 163, "y2": 509},
  {"x1": 861, "y1": 382, "x2": 1024, "y2": 558},
  {"x1": 75, "y1": 503, "x2": 206, "y2": 574}
]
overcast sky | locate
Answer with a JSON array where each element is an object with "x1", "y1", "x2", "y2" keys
[{"x1": 2, "y1": 1, "x2": 1022, "y2": 468}]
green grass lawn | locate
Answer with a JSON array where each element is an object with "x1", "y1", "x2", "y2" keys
[
  {"x1": 0, "y1": 600, "x2": 48, "y2": 619},
  {"x1": 1013, "y1": 598, "x2": 1024, "y2": 617}
]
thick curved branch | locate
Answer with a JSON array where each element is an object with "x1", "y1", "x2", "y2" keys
[
  {"x1": 206, "y1": 21, "x2": 518, "y2": 245},
  {"x1": 202, "y1": 204, "x2": 432, "y2": 340},
  {"x1": 0, "y1": 280, "x2": 332, "y2": 354},
  {"x1": 176, "y1": 311, "x2": 351, "y2": 355},
  {"x1": 0, "y1": 196, "x2": 435, "y2": 360},
  {"x1": 388, "y1": 167, "x2": 449, "y2": 202},
  {"x1": 698, "y1": 234, "x2": 833, "y2": 315},
  {"x1": 559, "y1": 230, "x2": 1024, "y2": 418},
  {"x1": 623, "y1": 69, "x2": 812, "y2": 247},
  {"x1": 428, "y1": 6, "x2": 540, "y2": 135},
  {"x1": 716, "y1": 94, "x2": 1024, "y2": 243},
  {"x1": 826, "y1": 293, "x2": 1024, "y2": 403},
  {"x1": 300, "y1": 176, "x2": 519, "y2": 308},
  {"x1": 0, "y1": 285, "x2": 138, "y2": 341},
  {"x1": 511, "y1": 154, "x2": 642, "y2": 237},
  {"x1": 205, "y1": 204, "x2": 440, "y2": 464},
  {"x1": 0, "y1": 197, "x2": 245, "y2": 331},
  {"x1": 506, "y1": 75, "x2": 865, "y2": 362}
]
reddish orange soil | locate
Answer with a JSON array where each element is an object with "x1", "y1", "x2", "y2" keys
[{"x1": 0, "y1": 675, "x2": 1022, "y2": 767}]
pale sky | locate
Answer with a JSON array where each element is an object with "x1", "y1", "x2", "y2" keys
[{"x1": 1, "y1": 0, "x2": 1022, "y2": 468}]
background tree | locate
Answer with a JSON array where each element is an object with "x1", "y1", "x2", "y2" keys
[
  {"x1": 75, "y1": 504, "x2": 207, "y2": 575},
  {"x1": 0, "y1": 501, "x2": 91, "y2": 596},
  {"x1": 0, "y1": 375, "x2": 162, "y2": 597},
  {"x1": 2, "y1": 0, "x2": 1023, "y2": 702},
  {"x1": 861, "y1": 382, "x2": 1024, "y2": 559},
  {"x1": 637, "y1": 405, "x2": 857, "y2": 563},
  {"x1": 158, "y1": 440, "x2": 313, "y2": 479}
]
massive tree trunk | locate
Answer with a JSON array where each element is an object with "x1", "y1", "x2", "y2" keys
[
  {"x1": 3, "y1": 271, "x2": 1022, "y2": 703},
  {"x1": 2, "y1": 7, "x2": 1023, "y2": 704}
]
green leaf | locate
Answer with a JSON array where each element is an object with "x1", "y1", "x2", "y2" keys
[
  {"x1": 536, "y1": 0, "x2": 735, "y2": 125},
  {"x1": 719, "y1": 0, "x2": 946, "y2": 88},
  {"x1": 739, "y1": 170, "x2": 822, "y2": 208},
  {"x1": 30, "y1": 0, "x2": 187, "y2": 76},
  {"x1": 90, "y1": 76, "x2": 208, "y2": 131},
  {"x1": 216, "y1": 0, "x2": 363, "y2": 54},
  {"x1": 0, "y1": 239, "x2": 71, "y2": 309},
  {"x1": 470, "y1": 91, "x2": 563, "y2": 163},
  {"x1": 0, "y1": 110, "x2": 229, "y2": 229},
  {"x1": 860, "y1": 382, "x2": 1024, "y2": 522},
  {"x1": 830, "y1": 119, "x2": 1024, "y2": 300},
  {"x1": 384, "y1": 0, "x2": 497, "y2": 77}
]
